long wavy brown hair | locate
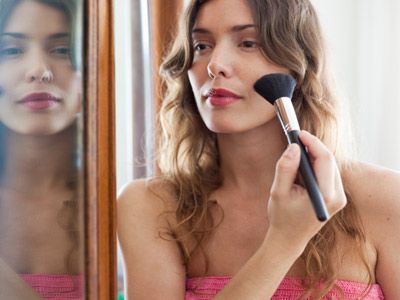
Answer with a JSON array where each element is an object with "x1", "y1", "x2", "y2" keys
[{"x1": 158, "y1": 0, "x2": 373, "y2": 298}]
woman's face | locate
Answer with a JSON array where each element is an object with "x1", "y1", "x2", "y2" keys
[
  {"x1": 0, "y1": 0, "x2": 81, "y2": 136},
  {"x1": 188, "y1": 0, "x2": 289, "y2": 134}
]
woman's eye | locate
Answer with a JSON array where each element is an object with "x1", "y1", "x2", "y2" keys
[
  {"x1": 0, "y1": 47, "x2": 23, "y2": 58},
  {"x1": 239, "y1": 40, "x2": 259, "y2": 49},
  {"x1": 193, "y1": 43, "x2": 211, "y2": 52},
  {"x1": 50, "y1": 46, "x2": 70, "y2": 57}
]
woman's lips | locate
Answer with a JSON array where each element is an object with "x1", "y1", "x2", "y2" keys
[
  {"x1": 18, "y1": 92, "x2": 61, "y2": 110},
  {"x1": 209, "y1": 96, "x2": 240, "y2": 107},
  {"x1": 206, "y1": 88, "x2": 242, "y2": 107}
]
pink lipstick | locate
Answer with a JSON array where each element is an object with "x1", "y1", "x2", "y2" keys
[
  {"x1": 18, "y1": 93, "x2": 60, "y2": 110},
  {"x1": 206, "y1": 88, "x2": 242, "y2": 107}
]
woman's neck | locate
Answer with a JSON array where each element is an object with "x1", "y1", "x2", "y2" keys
[
  {"x1": 1, "y1": 125, "x2": 77, "y2": 195},
  {"x1": 217, "y1": 119, "x2": 287, "y2": 196},
  {"x1": 0, "y1": 125, "x2": 81, "y2": 274}
]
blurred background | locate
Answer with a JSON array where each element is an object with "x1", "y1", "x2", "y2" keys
[{"x1": 114, "y1": 0, "x2": 400, "y2": 297}]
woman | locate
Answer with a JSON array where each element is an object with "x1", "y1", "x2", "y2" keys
[
  {"x1": 118, "y1": 0, "x2": 400, "y2": 299},
  {"x1": 0, "y1": 0, "x2": 83, "y2": 299}
]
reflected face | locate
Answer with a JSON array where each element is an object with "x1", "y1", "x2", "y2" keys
[
  {"x1": 188, "y1": 0, "x2": 289, "y2": 134},
  {"x1": 0, "y1": 0, "x2": 81, "y2": 135}
]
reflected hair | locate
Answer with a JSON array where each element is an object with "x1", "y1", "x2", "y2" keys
[{"x1": 158, "y1": 0, "x2": 373, "y2": 298}]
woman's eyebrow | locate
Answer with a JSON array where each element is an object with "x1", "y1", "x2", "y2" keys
[
  {"x1": 230, "y1": 24, "x2": 256, "y2": 32},
  {"x1": 192, "y1": 24, "x2": 256, "y2": 35},
  {"x1": 0, "y1": 32, "x2": 69, "y2": 40},
  {"x1": 0, "y1": 32, "x2": 27, "y2": 39},
  {"x1": 47, "y1": 33, "x2": 69, "y2": 40}
]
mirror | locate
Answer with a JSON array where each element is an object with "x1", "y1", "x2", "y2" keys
[{"x1": 0, "y1": 0, "x2": 84, "y2": 299}]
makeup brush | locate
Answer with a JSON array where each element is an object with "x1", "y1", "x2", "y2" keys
[{"x1": 254, "y1": 73, "x2": 329, "y2": 222}]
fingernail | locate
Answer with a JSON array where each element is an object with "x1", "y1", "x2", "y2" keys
[{"x1": 285, "y1": 144, "x2": 298, "y2": 158}]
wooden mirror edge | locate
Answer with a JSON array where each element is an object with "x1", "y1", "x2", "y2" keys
[{"x1": 85, "y1": 0, "x2": 116, "y2": 299}]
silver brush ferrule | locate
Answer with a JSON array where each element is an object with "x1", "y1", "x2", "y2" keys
[{"x1": 274, "y1": 97, "x2": 300, "y2": 133}]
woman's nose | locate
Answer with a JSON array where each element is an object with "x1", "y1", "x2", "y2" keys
[
  {"x1": 25, "y1": 55, "x2": 54, "y2": 83},
  {"x1": 206, "y1": 45, "x2": 233, "y2": 79}
]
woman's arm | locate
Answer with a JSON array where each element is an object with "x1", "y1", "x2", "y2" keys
[{"x1": 376, "y1": 197, "x2": 400, "y2": 299}]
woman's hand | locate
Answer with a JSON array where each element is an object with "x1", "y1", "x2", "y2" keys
[{"x1": 266, "y1": 130, "x2": 347, "y2": 253}]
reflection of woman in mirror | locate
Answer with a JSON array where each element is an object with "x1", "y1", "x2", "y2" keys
[
  {"x1": 119, "y1": 0, "x2": 399, "y2": 298},
  {"x1": 0, "y1": 0, "x2": 83, "y2": 299}
]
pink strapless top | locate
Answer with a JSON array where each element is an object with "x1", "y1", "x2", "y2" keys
[
  {"x1": 20, "y1": 274, "x2": 83, "y2": 300},
  {"x1": 186, "y1": 276, "x2": 384, "y2": 299}
]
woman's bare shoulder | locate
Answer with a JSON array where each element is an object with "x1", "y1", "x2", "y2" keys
[
  {"x1": 117, "y1": 177, "x2": 177, "y2": 217},
  {"x1": 117, "y1": 178, "x2": 186, "y2": 298},
  {"x1": 117, "y1": 177, "x2": 179, "y2": 248},
  {"x1": 344, "y1": 160, "x2": 400, "y2": 214},
  {"x1": 344, "y1": 161, "x2": 400, "y2": 247}
]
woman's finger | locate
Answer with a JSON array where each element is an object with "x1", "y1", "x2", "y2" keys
[
  {"x1": 299, "y1": 130, "x2": 341, "y2": 205},
  {"x1": 298, "y1": 130, "x2": 332, "y2": 162},
  {"x1": 271, "y1": 143, "x2": 301, "y2": 196}
]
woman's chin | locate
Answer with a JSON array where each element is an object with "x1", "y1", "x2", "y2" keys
[
  {"x1": 205, "y1": 120, "x2": 275, "y2": 135},
  {"x1": 206, "y1": 123, "x2": 250, "y2": 134},
  {"x1": 2, "y1": 121, "x2": 76, "y2": 137}
]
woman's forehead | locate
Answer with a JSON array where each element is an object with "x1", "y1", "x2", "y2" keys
[
  {"x1": 193, "y1": 0, "x2": 254, "y2": 29},
  {"x1": 4, "y1": 0, "x2": 68, "y2": 34}
]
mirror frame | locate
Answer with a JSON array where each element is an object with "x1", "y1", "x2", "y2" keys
[
  {"x1": 85, "y1": 0, "x2": 116, "y2": 299},
  {"x1": 151, "y1": 0, "x2": 183, "y2": 112}
]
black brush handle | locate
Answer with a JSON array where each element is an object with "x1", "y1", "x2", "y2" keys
[{"x1": 287, "y1": 130, "x2": 329, "y2": 221}]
